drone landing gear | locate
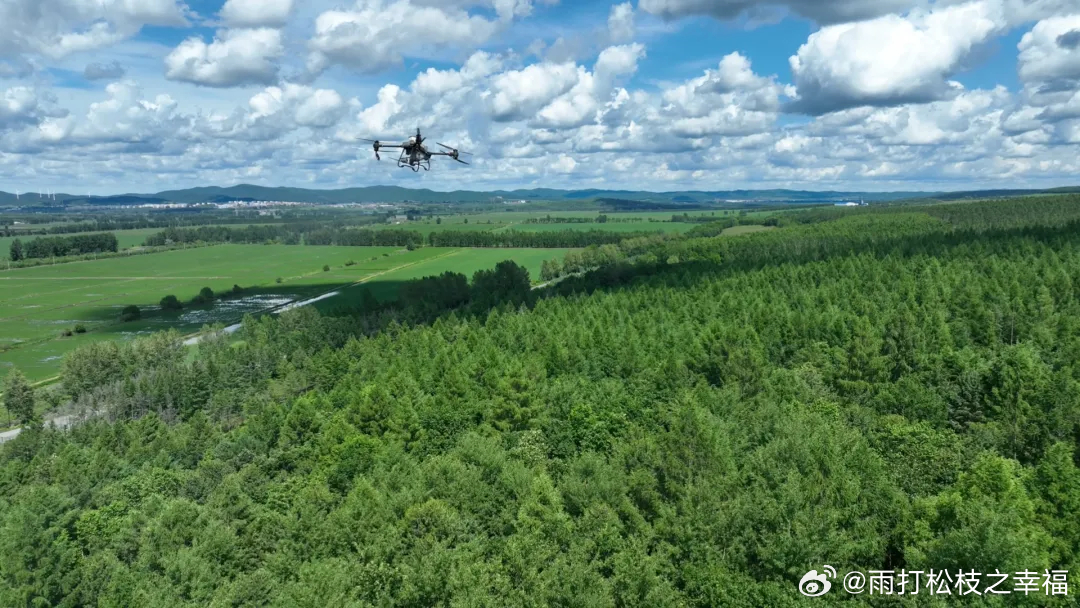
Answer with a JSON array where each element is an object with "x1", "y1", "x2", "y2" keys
[{"x1": 397, "y1": 154, "x2": 430, "y2": 171}]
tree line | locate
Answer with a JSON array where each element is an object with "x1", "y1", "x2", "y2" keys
[
  {"x1": 8, "y1": 232, "x2": 118, "y2": 261},
  {"x1": 145, "y1": 225, "x2": 659, "y2": 249}
]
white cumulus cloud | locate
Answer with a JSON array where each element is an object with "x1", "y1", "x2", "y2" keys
[
  {"x1": 165, "y1": 28, "x2": 284, "y2": 88},
  {"x1": 788, "y1": 0, "x2": 1009, "y2": 115},
  {"x1": 0, "y1": 0, "x2": 189, "y2": 60},
  {"x1": 307, "y1": 0, "x2": 506, "y2": 75},
  {"x1": 220, "y1": 0, "x2": 294, "y2": 28}
]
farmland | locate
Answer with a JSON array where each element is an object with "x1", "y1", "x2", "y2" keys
[{"x1": 0, "y1": 244, "x2": 570, "y2": 381}]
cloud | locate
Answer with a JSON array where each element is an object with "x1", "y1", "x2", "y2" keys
[
  {"x1": 1018, "y1": 15, "x2": 1080, "y2": 122},
  {"x1": 74, "y1": 81, "x2": 187, "y2": 146},
  {"x1": 489, "y1": 62, "x2": 582, "y2": 121},
  {"x1": 165, "y1": 28, "x2": 284, "y2": 87},
  {"x1": 0, "y1": 0, "x2": 189, "y2": 60},
  {"x1": 608, "y1": 3, "x2": 636, "y2": 43},
  {"x1": 197, "y1": 83, "x2": 349, "y2": 143},
  {"x1": 660, "y1": 52, "x2": 788, "y2": 136},
  {"x1": 1, "y1": 87, "x2": 62, "y2": 129},
  {"x1": 306, "y1": 1, "x2": 508, "y2": 75},
  {"x1": 220, "y1": 0, "x2": 294, "y2": 28},
  {"x1": 1018, "y1": 15, "x2": 1080, "y2": 88},
  {"x1": 1060, "y1": 29, "x2": 1080, "y2": 49},
  {"x1": 84, "y1": 61, "x2": 127, "y2": 81},
  {"x1": 638, "y1": 0, "x2": 917, "y2": 26},
  {"x1": 787, "y1": 1, "x2": 1010, "y2": 115},
  {"x1": 0, "y1": 59, "x2": 36, "y2": 79}
]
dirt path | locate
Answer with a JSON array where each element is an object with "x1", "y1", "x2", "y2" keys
[{"x1": 0, "y1": 413, "x2": 80, "y2": 445}]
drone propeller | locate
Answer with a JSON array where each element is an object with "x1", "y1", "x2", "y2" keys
[
  {"x1": 437, "y1": 142, "x2": 473, "y2": 165},
  {"x1": 437, "y1": 142, "x2": 472, "y2": 155},
  {"x1": 360, "y1": 138, "x2": 382, "y2": 160}
]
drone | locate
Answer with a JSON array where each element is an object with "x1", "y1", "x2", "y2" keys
[{"x1": 362, "y1": 128, "x2": 472, "y2": 172}]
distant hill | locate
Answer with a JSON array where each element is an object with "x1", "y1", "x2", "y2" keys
[{"x1": 1, "y1": 184, "x2": 1077, "y2": 209}]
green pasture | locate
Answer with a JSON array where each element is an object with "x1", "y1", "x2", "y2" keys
[{"x1": 0, "y1": 244, "x2": 569, "y2": 380}]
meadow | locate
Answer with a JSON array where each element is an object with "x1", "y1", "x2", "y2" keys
[{"x1": 0, "y1": 244, "x2": 569, "y2": 380}]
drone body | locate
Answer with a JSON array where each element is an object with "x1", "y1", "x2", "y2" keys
[{"x1": 363, "y1": 128, "x2": 472, "y2": 172}]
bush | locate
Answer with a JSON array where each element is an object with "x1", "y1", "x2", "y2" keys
[
  {"x1": 61, "y1": 329, "x2": 73, "y2": 337},
  {"x1": 323, "y1": 265, "x2": 330, "y2": 272},
  {"x1": 406, "y1": 242, "x2": 416, "y2": 251},
  {"x1": 276, "y1": 277, "x2": 283, "y2": 284},
  {"x1": 120, "y1": 305, "x2": 141, "y2": 322},
  {"x1": 74, "y1": 324, "x2": 87, "y2": 334},
  {"x1": 345, "y1": 260, "x2": 356, "y2": 267},
  {"x1": 160, "y1": 295, "x2": 183, "y2": 311},
  {"x1": 232, "y1": 284, "x2": 243, "y2": 295}
]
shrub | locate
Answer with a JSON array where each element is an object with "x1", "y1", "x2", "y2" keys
[
  {"x1": 323, "y1": 265, "x2": 330, "y2": 272},
  {"x1": 232, "y1": 284, "x2": 243, "y2": 295},
  {"x1": 345, "y1": 260, "x2": 356, "y2": 267},
  {"x1": 120, "y1": 305, "x2": 141, "y2": 322},
  {"x1": 276, "y1": 277, "x2": 283, "y2": 284},
  {"x1": 160, "y1": 295, "x2": 183, "y2": 311},
  {"x1": 191, "y1": 286, "x2": 215, "y2": 305},
  {"x1": 74, "y1": 324, "x2": 87, "y2": 334},
  {"x1": 61, "y1": 329, "x2": 73, "y2": 337}
]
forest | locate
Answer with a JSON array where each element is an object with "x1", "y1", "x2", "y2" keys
[
  {"x1": 427, "y1": 229, "x2": 650, "y2": 248},
  {"x1": 8, "y1": 232, "x2": 118, "y2": 260},
  {"x1": 2, "y1": 195, "x2": 1080, "y2": 606},
  {"x1": 145, "y1": 224, "x2": 657, "y2": 249}
]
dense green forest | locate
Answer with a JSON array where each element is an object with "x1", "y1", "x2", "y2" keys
[
  {"x1": 9, "y1": 232, "x2": 118, "y2": 261},
  {"x1": 145, "y1": 224, "x2": 657, "y2": 249},
  {"x1": 427, "y1": 229, "x2": 651, "y2": 248},
  {"x1": 3, "y1": 196, "x2": 1080, "y2": 605}
]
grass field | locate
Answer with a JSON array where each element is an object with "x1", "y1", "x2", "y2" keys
[{"x1": 0, "y1": 244, "x2": 569, "y2": 380}]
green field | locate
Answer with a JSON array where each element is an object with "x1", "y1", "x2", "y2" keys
[{"x1": 0, "y1": 244, "x2": 569, "y2": 380}]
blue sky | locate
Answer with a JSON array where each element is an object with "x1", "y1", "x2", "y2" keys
[{"x1": 0, "y1": 0, "x2": 1078, "y2": 194}]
